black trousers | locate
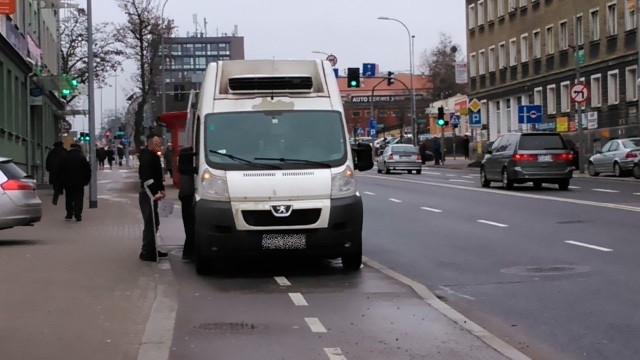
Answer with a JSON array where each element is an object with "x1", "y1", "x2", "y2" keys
[
  {"x1": 139, "y1": 191, "x2": 159, "y2": 255},
  {"x1": 64, "y1": 186, "x2": 84, "y2": 217},
  {"x1": 179, "y1": 194, "x2": 195, "y2": 259},
  {"x1": 52, "y1": 183, "x2": 64, "y2": 204}
]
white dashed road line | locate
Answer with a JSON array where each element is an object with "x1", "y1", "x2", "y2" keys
[
  {"x1": 422, "y1": 171, "x2": 442, "y2": 175},
  {"x1": 477, "y1": 220, "x2": 509, "y2": 227},
  {"x1": 389, "y1": 198, "x2": 402, "y2": 203},
  {"x1": 274, "y1": 276, "x2": 291, "y2": 286},
  {"x1": 449, "y1": 179, "x2": 474, "y2": 183},
  {"x1": 568, "y1": 186, "x2": 581, "y2": 189},
  {"x1": 565, "y1": 240, "x2": 613, "y2": 252},
  {"x1": 634, "y1": 193, "x2": 640, "y2": 196},
  {"x1": 288, "y1": 293, "x2": 309, "y2": 306},
  {"x1": 462, "y1": 175, "x2": 475, "y2": 179},
  {"x1": 592, "y1": 188, "x2": 619, "y2": 193},
  {"x1": 304, "y1": 317, "x2": 327, "y2": 333},
  {"x1": 421, "y1": 207, "x2": 443, "y2": 213},
  {"x1": 363, "y1": 191, "x2": 376, "y2": 195},
  {"x1": 324, "y1": 348, "x2": 348, "y2": 360}
]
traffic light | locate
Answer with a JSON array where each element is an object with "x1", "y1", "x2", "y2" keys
[
  {"x1": 436, "y1": 106, "x2": 448, "y2": 127},
  {"x1": 60, "y1": 74, "x2": 79, "y2": 99},
  {"x1": 387, "y1": 71, "x2": 395, "y2": 86},
  {"x1": 347, "y1": 67, "x2": 360, "y2": 88},
  {"x1": 78, "y1": 132, "x2": 91, "y2": 142}
]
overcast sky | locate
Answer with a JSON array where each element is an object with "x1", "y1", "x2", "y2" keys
[{"x1": 72, "y1": 0, "x2": 466, "y2": 132}]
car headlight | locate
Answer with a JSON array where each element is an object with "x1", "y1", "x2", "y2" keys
[
  {"x1": 331, "y1": 165, "x2": 357, "y2": 199},
  {"x1": 200, "y1": 168, "x2": 229, "y2": 201}
]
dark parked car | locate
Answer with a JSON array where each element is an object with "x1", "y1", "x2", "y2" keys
[{"x1": 480, "y1": 132, "x2": 574, "y2": 190}]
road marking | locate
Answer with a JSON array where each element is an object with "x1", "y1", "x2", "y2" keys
[
  {"x1": 634, "y1": 193, "x2": 640, "y2": 196},
  {"x1": 592, "y1": 188, "x2": 619, "y2": 193},
  {"x1": 361, "y1": 174, "x2": 640, "y2": 213},
  {"x1": 389, "y1": 198, "x2": 402, "y2": 203},
  {"x1": 462, "y1": 175, "x2": 474, "y2": 179},
  {"x1": 324, "y1": 348, "x2": 348, "y2": 360},
  {"x1": 304, "y1": 317, "x2": 327, "y2": 333},
  {"x1": 421, "y1": 207, "x2": 443, "y2": 213},
  {"x1": 439, "y1": 286, "x2": 476, "y2": 300},
  {"x1": 477, "y1": 220, "x2": 509, "y2": 227},
  {"x1": 568, "y1": 186, "x2": 581, "y2": 189},
  {"x1": 565, "y1": 241, "x2": 613, "y2": 252},
  {"x1": 449, "y1": 179, "x2": 474, "y2": 183},
  {"x1": 363, "y1": 191, "x2": 376, "y2": 195},
  {"x1": 274, "y1": 276, "x2": 291, "y2": 286},
  {"x1": 446, "y1": 174, "x2": 457, "y2": 177},
  {"x1": 288, "y1": 293, "x2": 308, "y2": 306},
  {"x1": 422, "y1": 171, "x2": 442, "y2": 175},
  {"x1": 98, "y1": 180, "x2": 110, "y2": 184}
]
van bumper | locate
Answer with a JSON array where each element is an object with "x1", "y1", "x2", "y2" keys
[
  {"x1": 510, "y1": 166, "x2": 573, "y2": 183},
  {"x1": 194, "y1": 195, "x2": 363, "y2": 259}
]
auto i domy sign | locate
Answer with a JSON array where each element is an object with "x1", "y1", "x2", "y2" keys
[{"x1": 0, "y1": 0, "x2": 16, "y2": 15}]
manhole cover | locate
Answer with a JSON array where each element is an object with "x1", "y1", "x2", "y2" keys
[
  {"x1": 501, "y1": 265, "x2": 590, "y2": 276},
  {"x1": 193, "y1": 322, "x2": 261, "y2": 333}
]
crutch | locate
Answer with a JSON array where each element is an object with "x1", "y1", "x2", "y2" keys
[{"x1": 143, "y1": 179, "x2": 159, "y2": 262}]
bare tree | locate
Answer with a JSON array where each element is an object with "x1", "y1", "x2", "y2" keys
[
  {"x1": 115, "y1": 0, "x2": 174, "y2": 150},
  {"x1": 60, "y1": 9, "x2": 124, "y2": 105},
  {"x1": 418, "y1": 33, "x2": 465, "y2": 102}
]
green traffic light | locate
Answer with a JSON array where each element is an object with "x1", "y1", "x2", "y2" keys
[
  {"x1": 61, "y1": 88, "x2": 71, "y2": 96},
  {"x1": 349, "y1": 80, "x2": 357, "y2": 87},
  {"x1": 70, "y1": 79, "x2": 78, "y2": 88},
  {"x1": 436, "y1": 119, "x2": 445, "y2": 126}
]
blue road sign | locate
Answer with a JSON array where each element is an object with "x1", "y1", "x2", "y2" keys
[
  {"x1": 450, "y1": 114, "x2": 461, "y2": 126},
  {"x1": 356, "y1": 127, "x2": 365, "y2": 136},
  {"x1": 122, "y1": 137, "x2": 129, "y2": 145},
  {"x1": 470, "y1": 112, "x2": 482, "y2": 127},
  {"x1": 362, "y1": 63, "x2": 377, "y2": 77},
  {"x1": 333, "y1": 68, "x2": 339, "y2": 78},
  {"x1": 518, "y1": 104, "x2": 543, "y2": 124},
  {"x1": 369, "y1": 128, "x2": 377, "y2": 137},
  {"x1": 368, "y1": 118, "x2": 377, "y2": 131}
]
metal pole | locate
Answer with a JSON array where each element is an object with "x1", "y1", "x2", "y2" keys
[
  {"x1": 87, "y1": 0, "x2": 97, "y2": 208},
  {"x1": 637, "y1": 0, "x2": 640, "y2": 134},
  {"x1": 114, "y1": 74, "x2": 118, "y2": 131},
  {"x1": 161, "y1": 0, "x2": 169, "y2": 114},
  {"x1": 575, "y1": 8, "x2": 586, "y2": 174},
  {"x1": 410, "y1": 35, "x2": 416, "y2": 146}
]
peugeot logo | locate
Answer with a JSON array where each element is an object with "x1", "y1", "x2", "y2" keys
[{"x1": 271, "y1": 205, "x2": 293, "y2": 217}]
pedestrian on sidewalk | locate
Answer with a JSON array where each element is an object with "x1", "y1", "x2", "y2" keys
[
  {"x1": 96, "y1": 146, "x2": 106, "y2": 170},
  {"x1": 138, "y1": 133, "x2": 167, "y2": 262},
  {"x1": 163, "y1": 142, "x2": 174, "y2": 179},
  {"x1": 462, "y1": 134, "x2": 470, "y2": 160},
  {"x1": 60, "y1": 143, "x2": 91, "y2": 221},
  {"x1": 106, "y1": 147, "x2": 115, "y2": 170},
  {"x1": 178, "y1": 146, "x2": 197, "y2": 261},
  {"x1": 418, "y1": 141, "x2": 428, "y2": 165},
  {"x1": 45, "y1": 141, "x2": 67, "y2": 206},
  {"x1": 434, "y1": 137, "x2": 442, "y2": 165}
]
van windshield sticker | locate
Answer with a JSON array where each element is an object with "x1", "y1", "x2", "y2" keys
[{"x1": 208, "y1": 124, "x2": 216, "y2": 131}]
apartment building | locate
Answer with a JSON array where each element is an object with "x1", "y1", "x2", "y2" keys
[{"x1": 466, "y1": 0, "x2": 640, "y2": 153}]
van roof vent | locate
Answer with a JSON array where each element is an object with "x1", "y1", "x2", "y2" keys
[{"x1": 228, "y1": 75, "x2": 314, "y2": 94}]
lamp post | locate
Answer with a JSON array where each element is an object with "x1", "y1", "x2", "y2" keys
[
  {"x1": 161, "y1": 0, "x2": 169, "y2": 114},
  {"x1": 378, "y1": 16, "x2": 416, "y2": 145},
  {"x1": 87, "y1": 0, "x2": 97, "y2": 208}
]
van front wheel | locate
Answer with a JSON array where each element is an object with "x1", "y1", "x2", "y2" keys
[{"x1": 341, "y1": 237, "x2": 362, "y2": 271}]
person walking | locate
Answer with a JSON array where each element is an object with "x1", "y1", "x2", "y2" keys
[
  {"x1": 163, "y1": 142, "x2": 174, "y2": 179},
  {"x1": 138, "y1": 133, "x2": 167, "y2": 262},
  {"x1": 434, "y1": 137, "x2": 442, "y2": 165},
  {"x1": 462, "y1": 134, "x2": 470, "y2": 160},
  {"x1": 418, "y1": 141, "x2": 428, "y2": 165},
  {"x1": 106, "y1": 146, "x2": 115, "y2": 170},
  {"x1": 60, "y1": 143, "x2": 91, "y2": 221},
  {"x1": 178, "y1": 146, "x2": 197, "y2": 261},
  {"x1": 96, "y1": 146, "x2": 106, "y2": 170},
  {"x1": 45, "y1": 141, "x2": 67, "y2": 205},
  {"x1": 117, "y1": 145, "x2": 125, "y2": 167}
]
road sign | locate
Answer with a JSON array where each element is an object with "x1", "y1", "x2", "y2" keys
[
  {"x1": 517, "y1": 104, "x2": 543, "y2": 124},
  {"x1": 355, "y1": 127, "x2": 365, "y2": 136},
  {"x1": 470, "y1": 112, "x2": 482, "y2": 127},
  {"x1": 450, "y1": 114, "x2": 461, "y2": 126},
  {"x1": 369, "y1": 128, "x2": 377, "y2": 137},
  {"x1": 570, "y1": 82, "x2": 589, "y2": 103},
  {"x1": 469, "y1": 98, "x2": 481, "y2": 113},
  {"x1": 575, "y1": 49, "x2": 585, "y2": 66},
  {"x1": 368, "y1": 118, "x2": 377, "y2": 131},
  {"x1": 362, "y1": 63, "x2": 377, "y2": 77},
  {"x1": 333, "y1": 68, "x2": 339, "y2": 78},
  {"x1": 326, "y1": 54, "x2": 338, "y2": 67}
]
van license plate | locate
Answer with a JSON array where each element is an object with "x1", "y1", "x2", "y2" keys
[
  {"x1": 262, "y1": 234, "x2": 306, "y2": 249},
  {"x1": 538, "y1": 155, "x2": 552, "y2": 162}
]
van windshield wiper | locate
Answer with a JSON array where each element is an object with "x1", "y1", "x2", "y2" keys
[
  {"x1": 209, "y1": 150, "x2": 281, "y2": 169},
  {"x1": 254, "y1": 157, "x2": 332, "y2": 168}
]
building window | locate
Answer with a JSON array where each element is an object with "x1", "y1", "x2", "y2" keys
[
  {"x1": 626, "y1": 2, "x2": 636, "y2": 30},
  {"x1": 560, "y1": 81, "x2": 571, "y2": 112},
  {"x1": 532, "y1": 29, "x2": 541, "y2": 58},
  {"x1": 519, "y1": 0, "x2": 527, "y2": 7},
  {"x1": 469, "y1": 4, "x2": 476, "y2": 29},
  {"x1": 487, "y1": 0, "x2": 495, "y2": 21},
  {"x1": 478, "y1": 0, "x2": 485, "y2": 25},
  {"x1": 194, "y1": 44, "x2": 207, "y2": 55},
  {"x1": 498, "y1": 42, "x2": 506, "y2": 69},
  {"x1": 606, "y1": 2, "x2": 617, "y2": 36},
  {"x1": 479, "y1": 50, "x2": 486, "y2": 75},
  {"x1": 545, "y1": 25, "x2": 554, "y2": 54},
  {"x1": 591, "y1": 74, "x2": 602, "y2": 107},
  {"x1": 626, "y1": 66, "x2": 638, "y2": 101},
  {"x1": 590, "y1": 9, "x2": 600, "y2": 41},
  {"x1": 608, "y1": 70, "x2": 619, "y2": 105},
  {"x1": 508, "y1": 0, "x2": 516, "y2": 12},
  {"x1": 576, "y1": 14, "x2": 584, "y2": 45},
  {"x1": 547, "y1": 85, "x2": 556, "y2": 114},
  {"x1": 534, "y1": 87, "x2": 543, "y2": 105},
  {"x1": 559, "y1": 20, "x2": 569, "y2": 50},
  {"x1": 352, "y1": 111, "x2": 361, "y2": 117},
  {"x1": 470, "y1": 53, "x2": 477, "y2": 77},
  {"x1": 520, "y1": 34, "x2": 529, "y2": 62},
  {"x1": 488, "y1": 46, "x2": 496, "y2": 72},
  {"x1": 498, "y1": 0, "x2": 505, "y2": 17},
  {"x1": 509, "y1": 38, "x2": 517, "y2": 66}
]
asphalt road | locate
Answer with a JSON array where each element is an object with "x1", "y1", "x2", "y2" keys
[{"x1": 358, "y1": 167, "x2": 640, "y2": 360}]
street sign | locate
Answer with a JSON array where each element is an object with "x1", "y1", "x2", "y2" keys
[
  {"x1": 450, "y1": 114, "x2": 461, "y2": 126},
  {"x1": 368, "y1": 118, "x2": 377, "y2": 131},
  {"x1": 362, "y1": 63, "x2": 377, "y2": 77},
  {"x1": 517, "y1": 104, "x2": 543, "y2": 124},
  {"x1": 469, "y1": 98, "x2": 481, "y2": 113},
  {"x1": 355, "y1": 127, "x2": 365, "y2": 136},
  {"x1": 416, "y1": 119, "x2": 427, "y2": 124},
  {"x1": 333, "y1": 68, "x2": 339, "y2": 78},
  {"x1": 369, "y1": 128, "x2": 377, "y2": 137},
  {"x1": 326, "y1": 54, "x2": 338, "y2": 67},
  {"x1": 575, "y1": 49, "x2": 585, "y2": 66},
  {"x1": 470, "y1": 112, "x2": 482, "y2": 127},
  {"x1": 570, "y1": 82, "x2": 589, "y2": 103}
]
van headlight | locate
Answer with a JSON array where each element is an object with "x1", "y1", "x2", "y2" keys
[
  {"x1": 331, "y1": 165, "x2": 356, "y2": 199},
  {"x1": 200, "y1": 169, "x2": 229, "y2": 201}
]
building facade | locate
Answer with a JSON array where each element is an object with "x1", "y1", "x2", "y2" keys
[
  {"x1": 0, "y1": 0, "x2": 66, "y2": 183},
  {"x1": 466, "y1": 0, "x2": 640, "y2": 154}
]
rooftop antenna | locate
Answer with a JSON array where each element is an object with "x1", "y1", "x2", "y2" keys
[
  {"x1": 192, "y1": 14, "x2": 200, "y2": 36},
  {"x1": 204, "y1": 17, "x2": 208, "y2": 37},
  {"x1": 233, "y1": 25, "x2": 238, "y2": 36}
]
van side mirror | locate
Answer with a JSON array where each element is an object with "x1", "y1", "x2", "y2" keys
[{"x1": 352, "y1": 143, "x2": 374, "y2": 172}]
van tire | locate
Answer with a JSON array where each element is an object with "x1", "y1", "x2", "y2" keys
[
  {"x1": 502, "y1": 169, "x2": 513, "y2": 190},
  {"x1": 558, "y1": 180, "x2": 570, "y2": 191},
  {"x1": 416, "y1": 169, "x2": 422, "y2": 175},
  {"x1": 480, "y1": 168, "x2": 490, "y2": 188},
  {"x1": 194, "y1": 235, "x2": 213, "y2": 275},
  {"x1": 341, "y1": 237, "x2": 362, "y2": 271}
]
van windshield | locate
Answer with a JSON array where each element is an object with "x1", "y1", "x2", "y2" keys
[{"x1": 204, "y1": 110, "x2": 348, "y2": 170}]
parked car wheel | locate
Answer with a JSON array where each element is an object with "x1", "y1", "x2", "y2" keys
[
  {"x1": 634, "y1": 164, "x2": 640, "y2": 179},
  {"x1": 558, "y1": 180, "x2": 570, "y2": 190},
  {"x1": 407, "y1": 170, "x2": 412, "y2": 174},
  {"x1": 587, "y1": 162, "x2": 599, "y2": 177},
  {"x1": 384, "y1": 165, "x2": 391, "y2": 174},
  {"x1": 480, "y1": 168, "x2": 490, "y2": 188},
  {"x1": 533, "y1": 181, "x2": 542, "y2": 189},
  {"x1": 502, "y1": 169, "x2": 513, "y2": 190},
  {"x1": 416, "y1": 169, "x2": 422, "y2": 175},
  {"x1": 613, "y1": 162, "x2": 623, "y2": 177},
  {"x1": 377, "y1": 167, "x2": 382, "y2": 174}
]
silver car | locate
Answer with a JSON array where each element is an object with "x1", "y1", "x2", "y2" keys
[
  {"x1": 587, "y1": 138, "x2": 640, "y2": 177},
  {"x1": 0, "y1": 157, "x2": 42, "y2": 230},
  {"x1": 377, "y1": 144, "x2": 422, "y2": 174}
]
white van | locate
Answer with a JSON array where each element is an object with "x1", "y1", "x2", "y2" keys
[{"x1": 186, "y1": 59, "x2": 373, "y2": 274}]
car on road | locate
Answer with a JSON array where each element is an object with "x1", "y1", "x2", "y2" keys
[
  {"x1": 587, "y1": 138, "x2": 640, "y2": 177},
  {"x1": 480, "y1": 132, "x2": 574, "y2": 190},
  {"x1": 0, "y1": 157, "x2": 42, "y2": 230},
  {"x1": 377, "y1": 144, "x2": 422, "y2": 174},
  {"x1": 633, "y1": 157, "x2": 640, "y2": 179}
]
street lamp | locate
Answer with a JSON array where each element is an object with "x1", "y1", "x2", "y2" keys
[
  {"x1": 161, "y1": 0, "x2": 169, "y2": 114},
  {"x1": 87, "y1": 0, "x2": 97, "y2": 208},
  {"x1": 378, "y1": 16, "x2": 416, "y2": 145}
]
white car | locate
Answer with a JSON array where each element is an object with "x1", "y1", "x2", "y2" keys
[{"x1": 0, "y1": 157, "x2": 42, "y2": 230}]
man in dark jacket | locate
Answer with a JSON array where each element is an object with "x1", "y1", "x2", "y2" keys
[
  {"x1": 45, "y1": 141, "x2": 67, "y2": 205},
  {"x1": 60, "y1": 143, "x2": 91, "y2": 221},
  {"x1": 177, "y1": 146, "x2": 197, "y2": 261},
  {"x1": 138, "y1": 133, "x2": 167, "y2": 261}
]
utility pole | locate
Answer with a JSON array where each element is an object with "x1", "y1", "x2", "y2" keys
[
  {"x1": 87, "y1": 0, "x2": 97, "y2": 208},
  {"x1": 637, "y1": 0, "x2": 640, "y2": 134}
]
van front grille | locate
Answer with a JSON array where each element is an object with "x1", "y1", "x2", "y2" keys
[{"x1": 242, "y1": 209, "x2": 321, "y2": 226}]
